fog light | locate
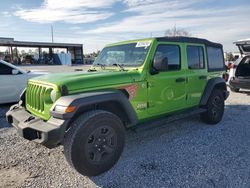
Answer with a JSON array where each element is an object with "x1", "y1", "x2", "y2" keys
[
  {"x1": 54, "y1": 105, "x2": 76, "y2": 113},
  {"x1": 54, "y1": 105, "x2": 67, "y2": 112}
]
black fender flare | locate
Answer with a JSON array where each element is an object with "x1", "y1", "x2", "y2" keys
[
  {"x1": 200, "y1": 77, "x2": 229, "y2": 106},
  {"x1": 50, "y1": 90, "x2": 138, "y2": 127}
]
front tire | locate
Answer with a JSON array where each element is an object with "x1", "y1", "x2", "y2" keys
[
  {"x1": 200, "y1": 89, "x2": 225, "y2": 124},
  {"x1": 64, "y1": 110, "x2": 125, "y2": 176}
]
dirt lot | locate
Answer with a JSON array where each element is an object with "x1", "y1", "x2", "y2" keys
[{"x1": 0, "y1": 66, "x2": 249, "y2": 187}]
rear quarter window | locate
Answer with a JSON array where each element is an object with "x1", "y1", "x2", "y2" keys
[{"x1": 206, "y1": 46, "x2": 224, "y2": 71}]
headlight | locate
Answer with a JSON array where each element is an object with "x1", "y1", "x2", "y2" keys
[{"x1": 50, "y1": 89, "x2": 57, "y2": 102}]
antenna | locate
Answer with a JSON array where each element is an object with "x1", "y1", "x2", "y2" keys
[{"x1": 51, "y1": 25, "x2": 54, "y2": 43}]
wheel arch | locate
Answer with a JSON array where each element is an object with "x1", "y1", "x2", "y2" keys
[
  {"x1": 50, "y1": 90, "x2": 138, "y2": 129},
  {"x1": 200, "y1": 77, "x2": 229, "y2": 106}
]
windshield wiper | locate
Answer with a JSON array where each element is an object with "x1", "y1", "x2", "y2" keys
[
  {"x1": 96, "y1": 63, "x2": 106, "y2": 70},
  {"x1": 112, "y1": 63, "x2": 125, "y2": 71},
  {"x1": 87, "y1": 68, "x2": 97, "y2": 72}
]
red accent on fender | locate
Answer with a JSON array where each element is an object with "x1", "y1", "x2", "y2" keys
[{"x1": 118, "y1": 84, "x2": 138, "y2": 100}]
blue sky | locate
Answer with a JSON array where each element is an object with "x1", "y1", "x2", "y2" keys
[{"x1": 0, "y1": 0, "x2": 249, "y2": 53}]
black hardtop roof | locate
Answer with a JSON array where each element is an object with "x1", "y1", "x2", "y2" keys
[{"x1": 156, "y1": 36, "x2": 222, "y2": 48}]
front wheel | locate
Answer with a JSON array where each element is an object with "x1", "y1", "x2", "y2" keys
[
  {"x1": 200, "y1": 89, "x2": 225, "y2": 124},
  {"x1": 64, "y1": 110, "x2": 125, "y2": 176}
]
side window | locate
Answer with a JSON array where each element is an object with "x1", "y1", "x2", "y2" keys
[
  {"x1": 0, "y1": 63, "x2": 13, "y2": 75},
  {"x1": 187, "y1": 46, "x2": 204, "y2": 69},
  {"x1": 206, "y1": 46, "x2": 224, "y2": 71},
  {"x1": 153, "y1": 45, "x2": 180, "y2": 71}
]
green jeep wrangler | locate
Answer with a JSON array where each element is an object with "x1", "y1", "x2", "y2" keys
[{"x1": 6, "y1": 37, "x2": 229, "y2": 176}]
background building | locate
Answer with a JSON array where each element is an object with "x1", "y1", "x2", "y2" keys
[{"x1": 0, "y1": 37, "x2": 83, "y2": 65}]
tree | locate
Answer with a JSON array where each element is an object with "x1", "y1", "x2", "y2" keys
[
  {"x1": 164, "y1": 25, "x2": 191, "y2": 37},
  {"x1": 225, "y1": 52, "x2": 234, "y2": 62},
  {"x1": 13, "y1": 47, "x2": 18, "y2": 57}
]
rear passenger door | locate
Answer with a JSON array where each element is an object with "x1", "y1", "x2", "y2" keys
[{"x1": 186, "y1": 45, "x2": 207, "y2": 106}]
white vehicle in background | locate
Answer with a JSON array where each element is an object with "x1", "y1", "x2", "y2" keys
[
  {"x1": 0, "y1": 60, "x2": 48, "y2": 104},
  {"x1": 227, "y1": 39, "x2": 250, "y2": 92}
]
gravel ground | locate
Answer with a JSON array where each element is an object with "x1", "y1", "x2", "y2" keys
[{"x1": 0, "y1": 90, "x2": 250, "y2": 188}]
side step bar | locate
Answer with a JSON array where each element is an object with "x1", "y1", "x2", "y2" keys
[{"x1": 132, "y1": 108, "x2": 207, "y2": 132}]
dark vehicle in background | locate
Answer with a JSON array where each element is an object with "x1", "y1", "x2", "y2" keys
[{"x1": 228, "y1": 39, "x2": 250, "y2": 92}]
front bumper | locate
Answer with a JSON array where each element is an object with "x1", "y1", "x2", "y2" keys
[{"x1": 6, "y1": 104, "x2": 69, "y2": 148}]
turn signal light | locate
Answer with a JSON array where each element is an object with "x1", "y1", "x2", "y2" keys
[{"x1": 65, "y1": 106, "x2": 76, "y2": 113}]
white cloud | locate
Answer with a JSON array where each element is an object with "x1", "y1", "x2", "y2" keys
[
  {"x1": 2, "y1": 11, "x2": 11, "y2": 18},
  {"x1": 82, "y1": 1, "x2": 250, "y2": 52},
  {"x1": 123, "y1": 0, "x2": 201, "y2": 13},
  {"x1": 44, "y1": 0, "x2": 115, "y2": 9},
  {"x1": 15, "y1": 0, "x2": 116, "y2": 24},
  {"x1": 123, "y1": 0, "x2": 160, "y2": 7},
  {"x1": 11, "y1": 0, "x2": 250, "y2": 53}
]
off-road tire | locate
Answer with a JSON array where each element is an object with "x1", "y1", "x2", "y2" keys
[
  {"x1": 200, "y1": 89, "x2": 225, "y2": 124},
  {"x1": 64, "y1": 110, "x2": 125, "y2": 176},
  {"x1": 230, "y1": 87, "x2": 240, "y2": 93}
]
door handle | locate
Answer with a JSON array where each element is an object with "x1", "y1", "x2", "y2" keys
[
  {"x1": 176, "y1": 77, "x2": 186, "y2": 83},
  {"x1": 199, "y1": 75, "x2": 207, "y2": 80}
]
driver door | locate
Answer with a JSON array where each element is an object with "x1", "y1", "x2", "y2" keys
[{"x1": 147, "y1": 43, "x2": 187, "y2": 115}]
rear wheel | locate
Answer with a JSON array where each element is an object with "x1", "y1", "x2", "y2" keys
[
  {"x1": 64, "y1": 110, "x2": 125, "y2": 176},
  {"x1": 200, "y1": 89, "x2": 225, "y2": 124}
]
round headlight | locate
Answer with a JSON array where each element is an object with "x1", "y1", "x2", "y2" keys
[{"x1": 50, "y1": 89, "x2": 57, "y2": 102}]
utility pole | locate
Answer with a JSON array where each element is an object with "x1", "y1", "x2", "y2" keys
[{"x1": 51, "y1": 25, "x2": 54, "y2": 43}]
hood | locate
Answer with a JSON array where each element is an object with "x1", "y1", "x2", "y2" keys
[
  {"x1": 31, "y1": 70, "x2": 142, "y2": 93},
  {"x1": 234, "y1": 39, "x2": 250, "y2": 55}
]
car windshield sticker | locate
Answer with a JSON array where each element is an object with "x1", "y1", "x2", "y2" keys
[{"x1": 136, "y1": 41, "x2": 151, "y2": 49}]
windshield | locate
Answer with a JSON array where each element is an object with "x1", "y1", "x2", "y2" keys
[{"x1": 93, "y1": 42, "x2": 151, "y2": 67}]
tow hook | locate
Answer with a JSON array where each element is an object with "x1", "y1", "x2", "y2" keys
[
  {"x1": 11, "y1": 105, "x2": 19, "y2": 111},
  {"x1": 25, "y1": 116, "x2": 35, "y2": 123}
]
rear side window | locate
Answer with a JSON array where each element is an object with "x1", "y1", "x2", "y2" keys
[
  {"x1": 187, "y1": 46, "x2": 204, "y2": 69},
  {"x1": 206, "y1": 46, "x2": 224, "y2": 71},
  {"x1": 0, "y1": 63, "x2": 13, "y2": 75}
]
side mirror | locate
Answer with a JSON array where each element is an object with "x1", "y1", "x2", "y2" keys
[
  {"x1": 12, "y1": 69, "x2": 19, "y2": 75},
  {"x1": 151, "y1": 57, "x2": 168, "y2": 75}
]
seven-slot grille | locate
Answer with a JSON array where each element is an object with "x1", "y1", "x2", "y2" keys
[{"x1": 26, "y1": 82, "x2": 50, "y2": 113}]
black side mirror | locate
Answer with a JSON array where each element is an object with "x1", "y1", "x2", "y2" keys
[{"x1": 151, "y1": 57, "x2": 168, "y2": 75}]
